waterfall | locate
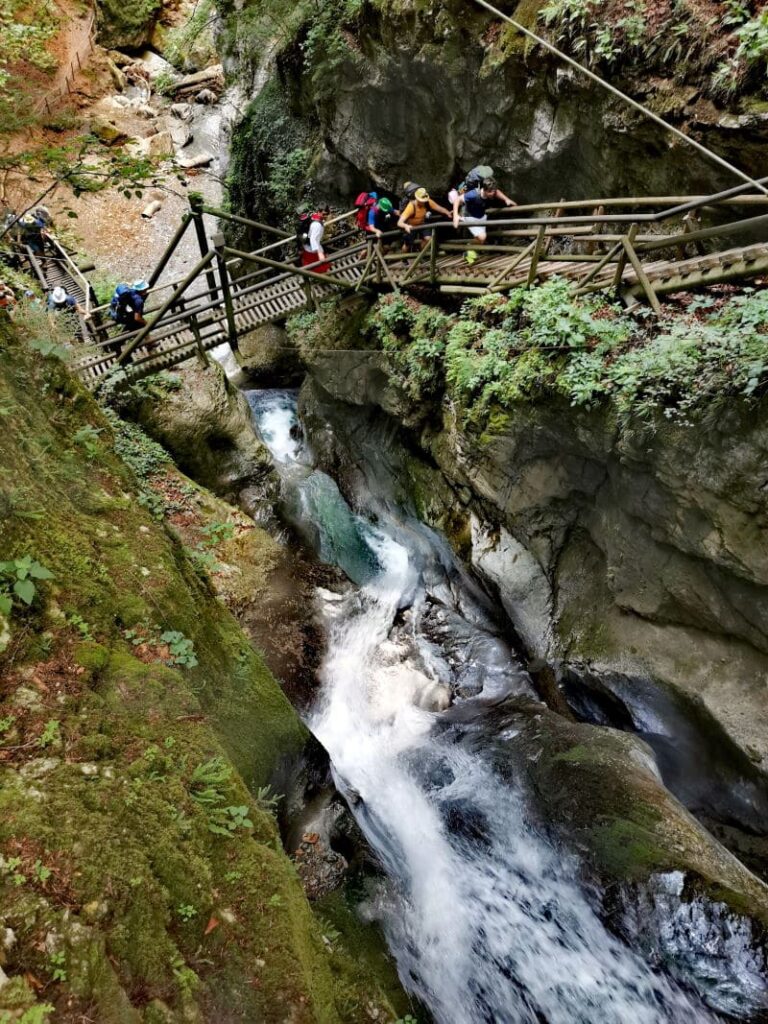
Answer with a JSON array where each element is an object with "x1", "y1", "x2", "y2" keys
[{"x1": 247, "y1": 389, "x2": 719, "y2": 1024}]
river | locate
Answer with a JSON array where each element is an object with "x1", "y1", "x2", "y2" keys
[{"x1": 247, "y1": 388, "x2": 722, "y2": 1024}]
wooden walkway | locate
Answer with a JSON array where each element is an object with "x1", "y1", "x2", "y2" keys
[{"x1": 50, "y1": 183, "x2": 768, "y2": 385}]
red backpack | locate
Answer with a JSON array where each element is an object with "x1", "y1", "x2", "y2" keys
[{"x1": 354, "y1": 192, "x2": 377, "y2": 231}]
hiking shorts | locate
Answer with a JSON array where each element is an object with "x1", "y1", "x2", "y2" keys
[{"x1": 462, "y1": 215, "x2": 488, "y2": 238}]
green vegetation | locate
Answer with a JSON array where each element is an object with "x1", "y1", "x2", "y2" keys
[
  {"x1": 162, "y1": 0, "x2": 218, "y2": 71},
  {"x1": 0, "y1": 315, "x2": 403, "y2": 1019},
  {"x1": 0, "y1": 555, "x2": 53, "y2": 615},
  {"x1": 228, "y1": 79, "x2": 320, "y2": 234},
  {"x1": 0, "y1": 0, "x2": 57, "y2": 131},
  {"x1": 539, "y1": 0, "x2": 768, "y2": 97},
  {"x1": 360, "y1": 282, "x2": 768, "y2": 429}
]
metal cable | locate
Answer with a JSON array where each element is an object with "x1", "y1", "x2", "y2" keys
[{"x1": 471, "y1": 0, "x2": 768, "y2": 196}]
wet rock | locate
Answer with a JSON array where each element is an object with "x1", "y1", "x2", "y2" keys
[
  {"x1": 195, "y1": 88, "x2": 218, "y2": 105},
  {"x1": 450, "y1": 696, "x2": 768, "y2": 1018},
  {"x1": 105, "y1": 57, "x2": 126, "y2": 92},
  {"x1": 293, "y1": 831, "x2": 348, "y2": 900},
  {"x1": 170, "y1": 102, "x2": 192, "y2": 120}
]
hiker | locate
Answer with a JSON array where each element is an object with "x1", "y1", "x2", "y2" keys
[
  {"x1": 47, "y1": 286, "x2": 82, "y2": 315},
  {"x1": 300, "y1": 209, "x2": 331, "y2": 274},
  {"x1": 18, "y1": 211, "x2": 49, "y2": 257},
  {"x1": 447, "y1": 164, "x2": 495, "y2": 207},
  {"x1": 367, "y1": 197, "x2": 397, "y2": 239},
  {"x1": 452, "y1": 177, "x2": 516, "y2": 245},
  {"x1": 354, "y1": 191, "x2": 379, "y2": 234},
  {"x1": 397, "y1": 187, "x2": 451, "y2": 251}
]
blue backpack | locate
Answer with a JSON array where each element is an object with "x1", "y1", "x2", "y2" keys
[{"x1": 109, "y1": 284, "x2": 134, "y2": 323}]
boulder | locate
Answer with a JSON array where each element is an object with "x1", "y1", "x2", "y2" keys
[
  {"x1": 176, "y1": 151, "x2": 213, "y2": 169},
  {"x1": 170, "y1": 123, "x2": 192, "y2": 148},
  {"x1": 89, "y1": 115, "x2": 128, "y2": 146},
  {"x1": 135, "y1": 49, "x2": 176, "y2": 84},
  {"x1": 195, "y1": 88, "x2": 218, "y2": 104},
  {"x1": 236, "y1": 323, "x2": 303, "y2": 386},
  {"x1": 144, "y1": 131, "x2": 174, "y2": 158},
  {"x1": 125, "y1": 360, "x2": 279, "y2": 506}
]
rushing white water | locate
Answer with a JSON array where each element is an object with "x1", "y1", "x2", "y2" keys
[{"x1": 248, "y1": 390, "x2": 718, "y2": 1024}]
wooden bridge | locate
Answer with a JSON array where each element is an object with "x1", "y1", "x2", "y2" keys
[{"x1": 20, "y1": 184, "x2": 768, "y2": 386}]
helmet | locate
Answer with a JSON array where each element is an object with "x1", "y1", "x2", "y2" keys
[
  {"x1": 414, "y1": 188, "x2": 430, "y2": 202},
  {"x1": 132, "y1": 280, "x2": 150, "y2": 292},
  {"x1": 378, "y1": 197, "x2": 393, "y2": 212}
]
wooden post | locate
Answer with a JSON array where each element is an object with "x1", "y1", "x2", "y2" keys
[
  {"x1": 212, "y1": 232, "x2": 238, "y2": 351},
  {"x1": 355, "y1": 239, "x2": 375, "y2": 292},
  {"x1": 377, "y1": 249, "x2": 401, "y2": 294},
  {"x1": 621, "y1": 235, "x2": 661, "y2": 314},
  {"x1": 189, "y1": 313, "x2": 210, "y2": 367},
  {"x1": 613, "y1": 222, "x2": 637, "y2": 289},
  {"x1": 189, "y1": 195, "x2": 219, "y2": 299},
  {"x1": 584, "y1": 205, "x2": 605, "y2": 255},
  {"x1": 430, "y1": 232, "x2": 438, "y2": 284},
  {"x1": 526, "y1": 225, "x2": 546, "y2": 287},
  {"x1": 148, "y1": 212, "x2": 191, "y2": 287}
]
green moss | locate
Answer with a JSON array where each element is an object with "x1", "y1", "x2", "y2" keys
[
  {"x1": 0, "y1": 318, "x2": 403, "y2": 1019},
  {"x1": 96, "y1": 0, "x2": 161, "y2": 47},
  {"x1": 73, "y1": 640, "x2": 111, "y2": 675}
]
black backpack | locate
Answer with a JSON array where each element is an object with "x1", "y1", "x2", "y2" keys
[
  {"x1": 295, "y1": 211, "x2": 311, "y2": 254},
  {"x1": 399, "y1": 182, "x2": 425, "y2": 213}
]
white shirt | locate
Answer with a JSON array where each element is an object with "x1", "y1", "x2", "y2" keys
[{"x1": 305, "y1": 219, "x2": 325, "y2": 253}]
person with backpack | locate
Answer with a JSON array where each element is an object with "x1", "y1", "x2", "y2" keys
[
  {"x1": 448, "y1": 164, "x2": 495, "y2": 207},
  {"x1": 397, "y1": 187, "x2": 451, "y2": 252},
  {"x1": 300, "y1": 209, "x2": 330, "y2": 273},
  {"x1": 354, "y1": 191, "x2": 378, "y2": 234},
  {"x1": 366, "y1": 197, "x2": 397, "y2": 239},
  {"x1": 18, "y1": 212, "x2": 48, "y2": 257},
  {"x1": 452, "y1": 177, "x2": 516, "y2": 245},
  {"x1": 107, "y1": 280, "x2": 151, "y2": 358}
]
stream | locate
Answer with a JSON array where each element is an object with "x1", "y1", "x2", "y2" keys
[{"x1": 247, "y1": 388, "x2": 723, "y2": 1024}]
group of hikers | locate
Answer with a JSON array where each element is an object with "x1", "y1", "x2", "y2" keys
[{"x1": 298, "y1": 164, "x2": 516, "y2": 271}]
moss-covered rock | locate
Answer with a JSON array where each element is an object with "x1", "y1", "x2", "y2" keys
[
  {"x1": 96, "y1": 0, "x2": 162, "y2": 50},
  {"x1": 0, "y1": 318, "x2": 403, "y2": 1020}
]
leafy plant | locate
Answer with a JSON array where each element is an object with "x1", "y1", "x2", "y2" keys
[
  {"x1": 254, "y1": 784, "x2": 282, "y2": 813},
  {"x1": 207, "y1": 804, "x2": 254, "y2": 837},
  {"x1": 160, "y1": 630, "x2": 198, "y2": 668},
  {"x1": 0, "y1": 555, "x2": 53, "y2": 614},
  {"x1": 73, "y1": 424, "x2": 103, "y2": 458},
  {"x1": 2, "y1": 855, "x2": 26, "y2": 886},
  {"x1": 48, "y1": 950, "x2": 67, "y2": 983},
  {"x1": 177, "y1": 903, "x2": 198, "y2": 922},
  {"x1": 33, "y1": 859, "x2": 52, "y2": 884},
  {"x1": 66, "y1": 612, "x2": 93, "y2": 640},
  {"x1": 0, "y1": 715, "x2": 15, "y2": 736},
  {"x1": 38, "y1": 719, "x2": 60, "y2": 748}
]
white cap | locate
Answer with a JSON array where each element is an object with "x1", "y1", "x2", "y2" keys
[{"x1": 51, "y1": 287, "x2": 67, "y2": 303}]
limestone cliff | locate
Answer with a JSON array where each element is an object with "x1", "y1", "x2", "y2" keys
[{"x1": 293, "y1": 304, "x2": 768, "y2": 848}]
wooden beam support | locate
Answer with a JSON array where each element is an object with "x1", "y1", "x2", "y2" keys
[{"x1": 621, "y1": 235, "x2": 661, "y2": 313}]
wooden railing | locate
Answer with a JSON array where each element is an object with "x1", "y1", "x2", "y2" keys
[{"x1": 67, "y1": 181, "x2": 768, "y2": 383}]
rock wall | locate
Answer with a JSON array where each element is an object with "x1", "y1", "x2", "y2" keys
[
  {"x1": 227, "y1": 0, "x2": 767, "y2": 224},
  {"x1": 298, "y1": 342, "x2": 768, "y2": 839},
  {"x1": 0, "y1": 320, "x2": 405, "y2": 1022}
]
